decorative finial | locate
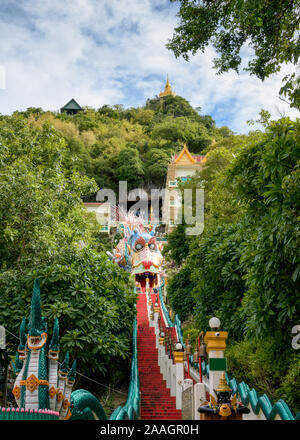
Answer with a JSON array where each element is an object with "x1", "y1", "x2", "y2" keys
[
  {"x1": 49, "y1": 318, "x2": 60, "y2": 352},
  {"x1": 13, "y1": 352, "x2": 23, "y2": 374},
  {"x1": 60, "y1": 352, "x2": 70, "y2": 373},
  {"x1": 28, "y1": 279, "x2": 43, "y2": 336},
  {"x1": 159, "y1": 75, "x2": 176, "y2": 98},
  {"x1": 68, "y1": 360, "x2": 77, "y2": 383},
  {"x1": 18, "y1": 317, "x2": 26, "y2": 351}
]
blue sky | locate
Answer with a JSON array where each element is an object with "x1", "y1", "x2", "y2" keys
[{"x1": 0, "y1": 0, "x2": 298, "y2": 132}]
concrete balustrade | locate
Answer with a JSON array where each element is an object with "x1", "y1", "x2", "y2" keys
[
  {"x1": 174, "y1": 350, "x2": 184, "y2": 410},
  {"x1": 170, "y1": 364, "x2": 176, "y2": 397},
  {"x1": 166, "y1": 358, "x2": 172, "y2": 389},
  {"x1": 193, "y1": 383, "x2": 206, "y2": 420}
]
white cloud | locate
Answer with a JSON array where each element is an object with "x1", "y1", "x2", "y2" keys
[{"x1": 0, "y1": 0, "x2": 298, "y2": 132}]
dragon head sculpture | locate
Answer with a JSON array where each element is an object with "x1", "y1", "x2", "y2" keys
[
  {"x1": 107, "y1": 214, "x2": 163, "y2": 288},
  {"x1": 129, "y1": 228, "x2": 162, "y2": 287}
]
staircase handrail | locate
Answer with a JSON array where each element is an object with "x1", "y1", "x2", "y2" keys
[
  {"x1": 158, "y1": 280, "x2": 299, "y2": 421},
  {"x1": 109, "y1": 317, "x2": 140, "y2": 420}
]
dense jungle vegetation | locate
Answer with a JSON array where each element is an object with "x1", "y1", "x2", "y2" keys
[
  {"x1": 165, "y1": 0, "x2": 300, "y2": 414},
  {"x1": 12, "y1": 94, "x2": 231, "y2": 195},
  {"x1": 0, "y1": 93, "x2": 298, "y2": 411},
  {"x1": 164, "y1": 116, "x2": 300, "y2": 412},
  {"x1": 0, "y1": 94, "x2": 232, "y2": 390}
]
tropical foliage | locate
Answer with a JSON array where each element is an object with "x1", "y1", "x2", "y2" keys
[
  {"x1": 165, "y1": 117, "x2": 300, "y2": 411},
  {"x1": 0, "y1": 115, "x2": 136, "y2": 382},
  {"x1": 167, "y1": 0, "x2": 300, "y2": 108},
  {"x1": 16, "y1": 95, "x2": 229, "y2": 195}
]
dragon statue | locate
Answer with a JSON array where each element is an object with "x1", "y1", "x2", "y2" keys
[
  {"x1": 2, "y1": 280, "x2": 106, "y2": 421},
  {"x1": 107, "y1": 210, "x2": 164, "y2": 287}
]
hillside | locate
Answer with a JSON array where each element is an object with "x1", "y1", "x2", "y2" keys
[{"x1": 8, "y1": 95, "x2": 233, "y2": 198}]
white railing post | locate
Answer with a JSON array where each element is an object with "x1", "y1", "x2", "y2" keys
[
  {"x1": 174, "y1": 345, "x2": 184, "y2": 410},
  {"x1": 193, "y1": 383, "x2": 206, "y2": 420},
  {"x1": 158, "y1": 334, "x2": 164, "y2": 370},
  {"x1": 181, "y1": 378, "x2": 193, "y2": 419},
  {"x1": 166, "y1": 357, "x2": 172, "y2": 389},
  {"x1": 154, "y1": 305, "x2": 160, "y2": 348},
  {"x1": 162, "y1": 350, "x2": 168, "y2": 380},
  {"x1": 170, "y1": 363, "x2": 176, "y2": 397}
]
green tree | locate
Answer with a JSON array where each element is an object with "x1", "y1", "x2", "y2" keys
[
  {"x1": 0, "y1": 115, "x2": 136, "y2": 380},
  {"x1": 164, "y1": 223, "x2": 191, "y2": 266},
  {"x1": 144, "y1": 148, "x2": 171, "y2": 187},
  {"x1": 188, "y1": 223, "x2": 247, "y2": 339},
  {"x1": 167, "y1": 0, "x2": 300, "y2": 108},
  {"x1": 228, "y1": 117, "x2": 300, "y2": 338},
  {"x1": 151, "y1": 116, "x2": 213, "y2": 153},
  {"x1": 114, "y1": 147, "x2": 145, "y2": 189},
  {"x1": 167, "y1": 264, "x2": 196, "y2": 320},
  {"x1": 145, "y1": 94, "x2": 202, "y2": 120},
  {"x1": 0, "y1": 248, "x2": 136, "y2": 377}
]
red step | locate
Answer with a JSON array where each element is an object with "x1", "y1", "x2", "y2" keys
[{"x1": 137, "y1": 288, "x2": 182, "y2": 420}]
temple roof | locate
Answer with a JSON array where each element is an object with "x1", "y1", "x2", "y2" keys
[
  {"x1": 61, "y1": 98, "x2": 82, "y2": 111},
  {"x1": 173, "y1": 145, "x2": 205, "y2": 165}
]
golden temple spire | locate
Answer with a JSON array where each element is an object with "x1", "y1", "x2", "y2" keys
[{"x1": 159, "y1": 75, "x2": 176, "y2": 98}]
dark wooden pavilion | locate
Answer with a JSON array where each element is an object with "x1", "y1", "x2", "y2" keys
[{"x1": 60, "y1": 98, "x2": 82, "y2": 115}]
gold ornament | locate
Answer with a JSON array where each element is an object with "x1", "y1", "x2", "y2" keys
[
  {"x1": 49, "y1": 386, "x2": 57, "y2": 399},
  {"x1": 20, "y1": 374, "x2": 49, "y2": 392},
  {"x1": 12, "y1": 385, "x2": 20, "y2": 400},
  {"x1": 216, "y1": 373, "x2": 231, "y2": 393},
  {"x1": 57, "y1": 390, "x2": 64, "y2": 402},
  {"x1": 219, "y1": 404, "x2": 232, "y2": 417}
]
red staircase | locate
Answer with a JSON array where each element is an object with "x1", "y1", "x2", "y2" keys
[{"x1": 137, "y1": 289, "x2": 182, "y2": 420}]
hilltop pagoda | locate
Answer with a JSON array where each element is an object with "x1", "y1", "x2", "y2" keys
[{"x1": 159, "y1": 75, "x2": 176, "y2": 98}]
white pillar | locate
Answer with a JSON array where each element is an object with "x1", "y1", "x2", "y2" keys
[
  {"x1": 158, "y1": 343, "x2": 162, "y2": 369},
  {"x1": 155, "y1": 326, "x2": 159, "y2": 349},
  {"x1": 162, "y1": 352, "x2": 168, "y2": 380},
  {"x1": 170, "y1": 364, "x2": 176, "y2": 397},
  {"x1": 182, "y1": 379, "x2": 194, "y2": 419},
  {"x1": 204, "y1": 327, "x2": 228, "y2": 399},
  {"x1": 207, "y1": 350, "x2": 226, "y2": 399},
  {"x1": 158, "y1": 337, "x2": 164, "y2": 371},
  {"x1": 166, "y1": 358, "x2": 172, "y2": 389},
  {"x1": 174, "y1": 351, "x2": 184, "y2": 410},
  {"x1": 193, "y1": 383, "x2": 206, "y2": 420},
  {"x1": 183, "y1": 378, "x2": 193, "y2": 390}
]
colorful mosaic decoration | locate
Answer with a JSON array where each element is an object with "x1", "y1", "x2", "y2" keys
[
  {"x1": 7, "y1": 280, "x2": 107, "y2": 420},
  {"x1": 108, "y1": 210, "x2": 163, "y2": 288}
]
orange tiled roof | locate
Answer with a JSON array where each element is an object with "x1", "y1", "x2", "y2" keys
[{"x1": 174, "y1": 154, "x2": 205, "y2": 163}]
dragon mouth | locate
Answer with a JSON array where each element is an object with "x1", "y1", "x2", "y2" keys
[
  {"x1": 135, "y1": 272, "x2": 158, "y2": 288},
  {"x1": 27, "y1": 333, "x2": 47, "y2": 350}
]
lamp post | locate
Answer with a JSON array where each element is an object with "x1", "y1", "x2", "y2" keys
[
  {"x1": 204, "y1": 317, "x2": 228, "y2": 400},
  {"x1": 209, "y1": 316, "x2": 221, "y2": 331}
]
